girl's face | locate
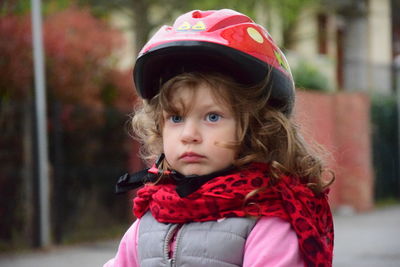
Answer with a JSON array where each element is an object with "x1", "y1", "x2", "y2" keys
[{"x1": 162, "y1": 83, "x2": 237, "y2": 176}]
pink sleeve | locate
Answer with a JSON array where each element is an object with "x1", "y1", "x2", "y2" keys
[
  {"x1": 243, "y1": 216, "x2": 304, "y2": 267},
  {"x1": 103, "y1": 219, "x2": 140, "y2": 267}
]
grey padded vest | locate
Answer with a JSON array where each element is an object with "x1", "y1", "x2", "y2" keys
[{"x1": 138, "y1": 212, "x2": 257, "y2": 267}]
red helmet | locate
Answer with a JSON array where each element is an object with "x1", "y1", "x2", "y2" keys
[{"x1": 133, "y1": 9, "x2": 295, "y2": 114}]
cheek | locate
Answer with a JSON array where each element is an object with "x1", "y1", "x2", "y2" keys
[
  {"x1": 162, "y1": 128, "x2": 175, "y2": 156},
  {"x1": 161, "y1": 127, "x2": 167, "y2": 152},
  {"x1": 227, "y1": 121, "x2": 239, "y2": 142},
  {"x1": 211, "y1": 124, "x2": 238, "y2": 156},
  {"x1": 162, "y1": 129, "x2": 169, "y2": 151}
]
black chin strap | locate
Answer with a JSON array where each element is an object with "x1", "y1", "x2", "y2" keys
[
  {"x1": 115, "y1": 154, "x2": 165, "y2": 194},
  {"x1": 172, "y1": 166, "x2": 235, "y2": 197},
  {"x1": 115, "y1": 154, "x2": 236, "y2": 197}
]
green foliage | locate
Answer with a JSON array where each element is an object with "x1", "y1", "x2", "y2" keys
[
  {"x1": 266, "y1": 0, "x2": 320, "y2": 25},
  {"x1": 0, "y1": 0, "x2": 30, "y2": 15},
  {"x1": 42, "y1": 0, "x2": 72, "y2": 15},
  {"x1": 263, "y1": 0, "x2": 321, "y2": 47},
  {"x1": 184, "y1": 0, "x2": 258, "y2": 17},
  {"x1": 371, "y1": 94, "x2": 399, "y2": 201},
  {"x1": 292, "y1": 60, "x2": 329, "y2": 91},
  {"x1": 1, "y1": 0, "x2": 73, "y2": 16}
]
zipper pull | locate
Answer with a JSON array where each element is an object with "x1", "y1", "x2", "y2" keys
[{"x1": 168, "y1": 258, "x2": 175, "y2": 267}]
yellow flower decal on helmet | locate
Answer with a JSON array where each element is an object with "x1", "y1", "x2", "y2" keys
[
  {"x1": 176, "y1": 21, "x2": 206, "y2": 31},
  {"x1": 192, "y1": 21, "x2": 206, "y2": 31},
  {"x1": 177, "y1": 21, "x2": 191, "y2": 31},
  {"x1": 247, "y1": 27, "x2": 264, "y2": 44},
  {"x1": 274, "y1": 50, "x2": 289, "y2": 72}
]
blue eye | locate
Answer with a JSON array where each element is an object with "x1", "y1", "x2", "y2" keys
[
  {"x1": 170, "y1": 115, "x2": 183, "y2": 123},
  {"x1": 207, "y1": 113, "x2": 221, "y2": 122}
]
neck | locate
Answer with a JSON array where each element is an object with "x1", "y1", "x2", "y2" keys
[{"x1": 170, "y1": 165, "x2": 237, "y2": 197}]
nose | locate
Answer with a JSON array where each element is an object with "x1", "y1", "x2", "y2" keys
[{"x1": 180, "y1": 120, "x2": 202, "y2": 143}]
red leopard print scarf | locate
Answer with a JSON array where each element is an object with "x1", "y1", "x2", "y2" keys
[{"x1": 133, "y1": 162, "x2": 333, "y2": 267}]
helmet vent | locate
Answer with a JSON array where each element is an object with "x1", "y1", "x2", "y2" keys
[{"x1": 192, "y1": 10, "x2": 212, "y2": 18}]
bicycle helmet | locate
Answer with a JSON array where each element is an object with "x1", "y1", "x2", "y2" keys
[{"x1": 133, "y1": 9, "x2": 295, "y2": 115}]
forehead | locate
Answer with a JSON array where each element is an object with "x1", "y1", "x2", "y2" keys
[
  {"x1": 162, "y1": 80, "x2": 232, "y2": 112},
  {"x1": 173, "y1": 83, "x2": 219, "y2": 100}
]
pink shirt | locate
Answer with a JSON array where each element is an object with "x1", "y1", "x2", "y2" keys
[{"x1": 104, "y1": 216, "x2": 304, "y2": 267}]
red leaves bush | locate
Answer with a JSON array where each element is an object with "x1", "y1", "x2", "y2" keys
[
  {"x1": 44, "y1": 7, "x2": 132, "y2": 110},
  {"x1": 0, "y1": 14, "x2": 32, "y2": 99},
  {"x1": 0, "y1": 6, "x2": 135, "y2": 112}
]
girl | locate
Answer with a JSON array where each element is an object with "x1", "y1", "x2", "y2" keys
[{"x1": 106, "y1": 9, "x2": 334, "y2": 267}]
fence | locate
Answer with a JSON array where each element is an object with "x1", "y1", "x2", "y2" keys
[{"x1": 0, "y1": 100, "x2": 134, "y2": 249}]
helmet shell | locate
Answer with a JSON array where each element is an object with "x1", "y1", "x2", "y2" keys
[{"x1": 133, "y1": 9, "x2": 295, "y2": 114}]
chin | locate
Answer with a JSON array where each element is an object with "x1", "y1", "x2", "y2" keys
[
  {"x1": 181, "y1": 170, "x2": 202, "y2": 176},
  {"x1": 180, "y1": 168, "x2": 207, "y2": 176}
]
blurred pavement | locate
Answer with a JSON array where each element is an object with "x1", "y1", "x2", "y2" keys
[
  {"x1": 333, "y1": 204, "x2": 400, "y2": 267},
  {"x1": 0, "y1": 204, "x2": 399, "y2": 267},
  {"x1": 0, "y1": 240, "x2": 118, "y2": 267}
]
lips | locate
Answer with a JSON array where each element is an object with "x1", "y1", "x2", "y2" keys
[{"x1": 179, "y1": 152, "x2": 205, "y2": 162}]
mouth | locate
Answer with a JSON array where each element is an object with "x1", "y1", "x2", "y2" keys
[{"x1": 179, "y1": 152, "x2": 205, "y2": 162}]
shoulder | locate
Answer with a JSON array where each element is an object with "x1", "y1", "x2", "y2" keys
[
  {"x1": 244, "y1": 216, "x2": 304, "y2": 267},
  {"x1": 123, "y1": 219, "x2": 141, "y2": 241},
  {"x1": 247, "y1": 216, "x2": 298, "y2": 246},
  {"x1": 253, "y1": 216, "x2": 295, "y2": 234}
]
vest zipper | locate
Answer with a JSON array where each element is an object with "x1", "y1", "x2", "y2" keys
[
  {"x1": 164, "y1": 224, "x2": 180, "y2": 267},
  {"x1": 170, "y1": 224, "x2": 184, "y2": 267}
]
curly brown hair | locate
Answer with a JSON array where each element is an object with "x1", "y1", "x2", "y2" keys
[{"x1": 131, "y1": 72, "x2": 333, "y2": 194}]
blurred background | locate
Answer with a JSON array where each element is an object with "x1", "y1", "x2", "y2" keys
[{"x1": 0, "y1": 0, "x2": 399, "y2": 260}]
